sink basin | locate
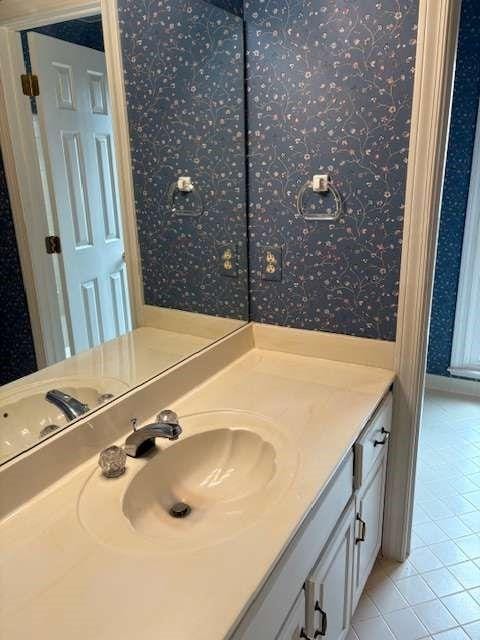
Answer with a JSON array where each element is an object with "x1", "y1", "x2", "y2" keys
[
  {"x1": 123, "y1": 428, "x2": 276, "y2": 537},
  {"x1": 78, "y1": 411, "x2": 298, "y2": 553}
]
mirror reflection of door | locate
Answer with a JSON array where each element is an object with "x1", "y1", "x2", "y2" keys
[{"x1": 26, "y1": 30, "x2": 132, "y2": 362}]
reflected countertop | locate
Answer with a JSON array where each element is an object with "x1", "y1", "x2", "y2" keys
[{"x1": 0, "y1": 326, "x2": 213, "y2": 397}]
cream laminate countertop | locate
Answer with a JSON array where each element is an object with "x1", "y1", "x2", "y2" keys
[{"x1": 0, "y1": 348, "x2": 394, "y2": 640}]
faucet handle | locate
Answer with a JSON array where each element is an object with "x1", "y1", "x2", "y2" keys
[
  {"x1": 157, "y1": 409, "x2": 179, "y2": 426},
  {"x1": 99, "y1": 445, "x2": 127, "y2": 478}
]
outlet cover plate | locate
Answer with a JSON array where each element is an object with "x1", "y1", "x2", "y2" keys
[
  {"x1": 262, "y1": 246, "x2": 282, "y2": 282},
  {"x1": 219, "y1": 243, "x2": 238, "y2": 277}
]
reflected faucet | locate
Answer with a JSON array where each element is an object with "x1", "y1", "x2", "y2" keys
[
  {"x1": 45, "y1": 389, "x2": 90, "y2": 421},
  {"x1": 124, "y1": 410, "x2": 182, "y2": 458}
]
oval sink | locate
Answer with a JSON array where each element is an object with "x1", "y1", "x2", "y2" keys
[
  {"x1": 123, "y1": 429, "x2": 276, "y2": 538},
  {"x1": 78, "y1": 411, "x2": 298, "y2": 553}
]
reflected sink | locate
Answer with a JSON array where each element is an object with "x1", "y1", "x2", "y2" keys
[
  {"x1": 78, "y1": 411, "x2": 298, "y2": 553},
  {"x1": 0, "y1": 376, "x2": 128, "y2": 463}
]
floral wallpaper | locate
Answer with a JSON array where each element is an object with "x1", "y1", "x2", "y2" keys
[
  {"x1": 245, "y1": 0, "x2": 418, "y2": 340},
  {"x1": 118, "y1": 0, "x2": 249, "y2": 321},
  {"x1": 427, "y1": 0, "x2": 480, "y2": 378},
  {"x1": 0, "y1": 149, "x2": 37, "y2": 385}
]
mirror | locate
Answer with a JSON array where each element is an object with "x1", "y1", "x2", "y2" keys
[{"x1": 0, "y1": 1, "x2": 248, "y2": 464}]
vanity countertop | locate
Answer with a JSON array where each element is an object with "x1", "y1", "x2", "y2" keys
[{"x1": 0, "y1": 347, "x2": 394, "y2": 640}]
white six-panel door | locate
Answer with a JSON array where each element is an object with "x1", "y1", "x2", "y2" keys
[{"x1": 28, "y1": 32, "x2": 132, "y2": 356}]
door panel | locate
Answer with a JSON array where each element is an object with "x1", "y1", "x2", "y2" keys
[
  {"x1": 305, "y1": 501, "x2": 355, "y2": 640},
  {"x1": 62, "y1": 131, "x2": 92, "y2": 247},
  {"x1": 352, "y1": 451, "x2": 387, "y2": 609},
  {"x1": 81, "y1": 278, "x2": 103, "y2": 348},
  {"x1": 95, "y1": 134, "x2": 120, "y2": 240}
]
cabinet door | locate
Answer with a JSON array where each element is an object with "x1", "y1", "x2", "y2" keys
[
  {"x1": 304, "y1": 501, "x2": 355, "y2": 640},
  {"x1": 276, "y1": 591, "x2": 308, "y2": 640},
  {"x1": 352, "y1": 449, "x2": 387, "y2": 609}
]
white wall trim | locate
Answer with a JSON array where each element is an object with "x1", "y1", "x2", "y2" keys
[
  {"x1": 450, "y1": 98, "x2": 480, "y2": 377},
  {"x1": 426, "y1": 373, "x2": 480, "y2": 398},
  {"x1": 382, "y1": 0, "x2": 462, "y2": 561},
  {"x1": 0, "y1": 1, "x2": 100, "y2": 29},
  {"x1": 252, "y1": 322, "x2": 395, "y2": 371},
  {"x1": 0, "y1": 28, "x2": 63, "y2": 368},
  {"x1": 101, "y1": 0, "x2": 144, "y2": 327}
]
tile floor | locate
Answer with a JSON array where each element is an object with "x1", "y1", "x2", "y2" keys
[{"x1": 348, "y1": 390, "x2": 480, "y2": 640}]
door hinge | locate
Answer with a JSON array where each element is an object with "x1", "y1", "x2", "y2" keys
[
  {"x1": 45, "y1": 235, "x2": 61, "y2": 255},
  {"x1": 21, "y1": 74, "x2": 39, "y2": 97}
]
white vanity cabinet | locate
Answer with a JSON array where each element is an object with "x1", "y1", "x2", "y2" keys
[
  {"x1": 231, "y1": 392, "x2": 392, "y2": 640},
  {"x1": 304, "y1": 500, "x2": 355, "y2": 640}
]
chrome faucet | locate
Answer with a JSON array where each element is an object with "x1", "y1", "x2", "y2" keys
[
  {"x1": 45, "y1": 389, "x2": 90, "y2": 421},
  {"x1": 124, "y1": 410, "x2": 182, "y2": 458}
]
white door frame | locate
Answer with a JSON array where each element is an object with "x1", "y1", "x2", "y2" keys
[
  {"x1": 383, "y1": 0, "x2": 462, "y2": 560},
  {"x1": 449, "y1": 99, "x2": 480, "y2": 381},
  {"x1": 0, "y1": 0, "x2": 462, "y2": 560},
  {"x1": 0, "y1": 0, "x2": 144, "y2": 371}
]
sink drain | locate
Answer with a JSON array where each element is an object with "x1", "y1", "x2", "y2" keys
[{"x1": 169, "y1": 502, "x2": 191, "y2": 519}]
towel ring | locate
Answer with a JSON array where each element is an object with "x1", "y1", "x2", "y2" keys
[
  {"x1": 297, "y1": 174, "x2": 342, "y2": 221},
  {"x1": 167, "y1": 176, "x2": 203, "y2": 217}
]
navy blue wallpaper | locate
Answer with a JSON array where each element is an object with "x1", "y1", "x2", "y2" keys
[
  {"x1": 0, "y1": 149, "x2": 37, "y2": 385},
  {"x1": 118, "y1": 0, "x2": 249, "y2": 320},
  {"x1": 427, "y1": 0, "x2": 480, "y2": 378},
  {"x1": 245, "y1": 0, "x2": 418, "y2": 340}
]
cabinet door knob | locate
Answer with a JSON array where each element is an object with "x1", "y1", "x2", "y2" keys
[
  {"x1": 300, "y1": 629, "x2": 315, "y2": 640},
  {"x1": 314, "y1": 602, "x2": 328, "y2": 636},
  {"x1": 374, "y1": 427, "x2": 390, "y2": 447},
  {"x1": 356, "y1": 515, "x2": 367, "y2": 544}
]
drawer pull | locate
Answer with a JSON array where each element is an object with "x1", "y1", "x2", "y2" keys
[
  {"x1": 300, "y1": 629, "x2": 315, "y2": 640},
  {"x1": 356, "y1": 515, "x2": 366, "y2": 544},
  {"x1": 314, "y1": 602, "x2": 328, "y2": 636},
  {"x1": 374, "y1": 427, "x2": 390, "y2": 447}
]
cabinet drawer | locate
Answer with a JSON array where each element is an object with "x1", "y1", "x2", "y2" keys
[{"x1": 354, "y1": 392, "x2": 392, "y2": 489}]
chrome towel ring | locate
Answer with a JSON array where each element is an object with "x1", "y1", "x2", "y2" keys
[
  {"x1": 297, "y1": 174, "x2": 342, "y2": 221},
  {"x1": 167, "y1": 176, "x2": 203, "y2": 217}
]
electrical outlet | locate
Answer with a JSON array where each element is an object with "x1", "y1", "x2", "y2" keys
[
  {"x1": 262, "y1": 246, "x2": 282, "y2": 281},
  {"x1": 219, "y1": 243, "x2": 238, "y2": 277}
]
